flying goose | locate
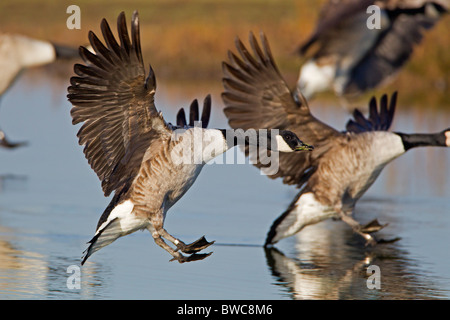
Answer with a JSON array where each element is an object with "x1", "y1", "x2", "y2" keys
[
  {"x1": 68, "y1": 11, "x2": 311, "y2": 264},
  {"x1": 296, "y1": 0, "x2": 448, "y2": 100},
  {"x1": 222, "y1": 32, "x2": 450, "y2": 246}
]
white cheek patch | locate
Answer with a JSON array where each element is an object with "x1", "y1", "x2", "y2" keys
[
  {"x1": 445, "y1": 131, "x2": 450, "y2": 147},
  {"x1": 275, "y1": 135, "x2": 294, "y2": 152}
]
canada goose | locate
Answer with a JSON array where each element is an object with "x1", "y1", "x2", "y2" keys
[
  {"x1": 296, "y1": 0, "x2": 448, "y2": 100},
  {"x1": 68, "y1": 11, "x2": 311, "y2": 264},
  {"x1": 0, "y1": 33, "x2": 81, "y2": 145},
  {"x1": 222, "y1": 32, "x2": 450, "y2": 246},
  {"x1": 0, "y1": 33, "x2": 80, "y2": 99}
]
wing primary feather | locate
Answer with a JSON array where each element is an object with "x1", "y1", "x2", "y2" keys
[
  {"x1": 260, "y1": 32, "x2": 279, "y2": 74},
  {"x1": 145, "y1": 64, "x2": 157, "y2": 91},
  {"x1": 117, "y1": 11, "x2": 131, "y2": 57},
  {"x1": 386, "y1": 91, "x2": 397, "y2": 130},
  {"x1": 201, "y1": 95, "x2": 211, "y2": 128},
  {"x1": 88, "y1": 31, "x2": 114, "y2": 65},
  {"x1": 189, "y1": 99, "x2": 199, "y2": 126},
  {"x1": 79, "y1": 45, "x2": 111, "y2": 71},
  {"x1": 345, "y1": 92, "x2": 398, "y2": 133},
  {"x1": 101, "y1": 18, "x2": 122, "y2": 59},
  {"x1": 177, "y1": 108, "x2": 187, "y2": 127},
  {"x1": 369, "y1": 95, "x2": 381, "y2": 129},
  {"x1": 131, "y1": 11, "x2": 143, "y2": 64},
  {"x1": 249, "y1": 31, "x2": 266, "y2": 66},
  {"x1": 235, "y1": 37, "x2": 260, "y2": 71},
  {"x1": 352, "y1": 108, "x2": 372, "y2": 130}
]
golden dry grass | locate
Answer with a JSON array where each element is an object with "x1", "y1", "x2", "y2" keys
[{"x1": 0, "y1": 0, "x2": 448, "y2": 107}]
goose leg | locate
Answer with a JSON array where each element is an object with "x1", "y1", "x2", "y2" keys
[
  {"x1": 147, "y1": 225, "x2": 213, "y2": 263},
  {"x1": 335, "y1": 207, "x2": 382, "y2": 246},
  {"x1": 156, "y1": 227, "x2": 215, "y2": 254},
  {"x1": 151, "y1": 231, "x2": 186, "y2": 262}
]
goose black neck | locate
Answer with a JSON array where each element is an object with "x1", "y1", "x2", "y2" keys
[
  {"x1": 396, "y1": 131, "x2": 447, "y2": 151},
  {"x1": 52, "y1": 43, "x2": 80, "y2": 59}
]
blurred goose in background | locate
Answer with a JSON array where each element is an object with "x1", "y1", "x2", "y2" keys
[
  {"x1": 222, "y1": 32, "x2": 450, "y2": 247},
  {"x1": 0, "y1": 33, "x2": 81, "y2": 146},
  {"x1": 68, "y1": 11, "x2": 311, "y2": 265},
  {"x1": 0, "y1": 33, "x2": 81, "y2": 99},
  {"x1": 296, "y1": 0, "x2": 448, "y2": 100}
]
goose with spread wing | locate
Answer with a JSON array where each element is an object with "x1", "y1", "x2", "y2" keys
[
  {"x1": 68, "y1": 12, "x2": 311, "y2": 264},
  {"x1": 296, "y1": 0, "x2": 448, "y2": 100},
  {"x1": 222, "y1": 32, "x2": 450, "y2": 246}
]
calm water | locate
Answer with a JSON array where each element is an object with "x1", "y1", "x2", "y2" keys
[{"x1": 0, "y1": 67, "x2": 449, "y2": 299}]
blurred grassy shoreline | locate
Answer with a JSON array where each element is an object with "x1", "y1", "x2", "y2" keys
[{"x1": 1, "y1": 0, "x2": 448, "y2": 108}]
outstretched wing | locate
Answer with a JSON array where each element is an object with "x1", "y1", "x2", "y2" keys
[
  {"x1": 68, "y1": 11, "x2": 169, "y2": 196},
  {"x1": 222, "y1": 32, "x2": 341, "y2": 186},
  {"x1": 176, "y1": 95, "x2": 211, "y2": 128},
  {"x1": 346, "y1": 92, "x2": 397, "y2": 133}
]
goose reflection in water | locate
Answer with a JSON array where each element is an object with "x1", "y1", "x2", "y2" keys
[{"x1": 264, "y1": 218, "x2": 446, "y2": 300}]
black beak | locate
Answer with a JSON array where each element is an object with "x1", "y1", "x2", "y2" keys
[{"x1": 294, "y1": 140, "x2": 314, "y2": 152}]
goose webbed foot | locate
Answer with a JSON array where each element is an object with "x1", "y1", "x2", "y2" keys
[
  {"x1": 361, "y1": 219, "x2": 388, "y2": 234},
  {"x1": 170, "y1": 251, "x2": 213, "y2": 263},
  {"x1": 337, "y1": 210, "x2": 395, "y2": 246},
  {"x1": 150, "y1": 227, "x2": 214, "y2": 263},
  {"x1": 177, "y1": 236, "x2": 215, "y2": 254},
  {"x1": 360, "y1": 219, "x2": 401, "y2": 246}
]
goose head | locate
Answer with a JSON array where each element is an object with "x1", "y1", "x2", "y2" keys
[{"x1": 273, "y1": 130, "x2": 314, "y2": 152}]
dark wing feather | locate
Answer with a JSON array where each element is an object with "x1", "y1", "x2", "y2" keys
[
  {"x1": 68, "y1": 11, "x2": 168, "y2": 196},
  {"x1": 222, "y1": 32, "x2": 341, "y2": 187},
  {"x1": 189, "y1": 99, "x2": 199, "y2": 127},
  {"x1": 175, "y1": 95, "x2": 212, "y2": 129},
  {"x1": 200, "y1": 95, "x2": 211, "y2": 128},
  {"x1": 346, "y1": 92, "x2": 398, "y2": 133},
  {"x1": 177, "y1": 108, "x2": 187, "y2": 127}
]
